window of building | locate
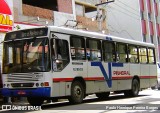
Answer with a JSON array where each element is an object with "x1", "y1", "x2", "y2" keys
[
  {"x1": 128, "y1": 45, "x2": 139, "y2": 63},
  {"x1": 139, "y1": 47, "x2": 148, "y2": 63},
  {"x1": 75, "y1": 4, "x2": 84, "y2": 16},
  {"x1": 157, "y1": 36, "x2": 160, "y2": 44},
  {"x1": 22, "y1": 0, "x2": 58, "y2": 11},
  {"x1": 70, "y1": 36, "x2": 85, "y2": 60},
  {"x1": 140, "y1": 11, "x2": 144, "y2": 20},
  {"x1": 143, "y1": 34, "x2": 147, "y2": 42},
  {"x1": 116, "y1": 43, "x2": 128, "y2": 63},
  {"x1": 150, "y1": 35, "x2": 154, "y2": 43},
  {"x1": 75, "y1": 3, "x2": 97, "y2": 18},
  {"x1": 86, "y1": 39, "x2": 101, "y2": 61},
  {"x1": 148, "y1": 13, "x2": 151, "y2": 21},
  {"x1": 148, "y1": 48, "x2": 155, "y2": 64},
  {"x1": 156, "y1": 17, "x2": 158, "y2": 23},
  {"x1": 85, "y1": 11, "x2": 97, "y2": 18},
  {"x1": 102, "y1": 41, "x2": 116, "y2": 62}
]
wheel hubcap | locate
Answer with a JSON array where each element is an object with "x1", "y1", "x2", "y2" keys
[{"x1": 74, "y1": 86, "x2": 81, "y2": 98}]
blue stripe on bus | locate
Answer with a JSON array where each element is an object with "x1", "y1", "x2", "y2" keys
[
  {"x1": 91, "y1": 62, "x2": 124, "y2": 88},
  {"x1": 91, "y1": 62, "x2": 112, "y2": 88},
  {"x1": 112, "y1": 63, "x2": 124, "y2": 67},
  {"x1": 1, "y1": 87, "x2": 51, "y2": 97}
]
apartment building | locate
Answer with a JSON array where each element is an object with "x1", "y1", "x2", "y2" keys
[{"x1": 107, "y1": 0, "x2": 160, "y2": 60}]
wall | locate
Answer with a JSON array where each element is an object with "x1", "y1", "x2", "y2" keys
[
  {"x1": 107, "y1": 0, "x2": 142, "y2": 41},
  {"x1": 57, "y1": 0, "x2": 73, "y2": 14}
]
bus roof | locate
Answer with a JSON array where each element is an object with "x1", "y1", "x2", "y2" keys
[
  {"x1": 48, "y1": 26, "x2": 155, "y2": 48},
  {"x1": 5, "y1": 26, "x2": 155, "y2": 48}
]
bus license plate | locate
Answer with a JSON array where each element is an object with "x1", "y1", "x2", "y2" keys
[{"x1": 17, "y1": 91, "x2": 26, "y2": 95}]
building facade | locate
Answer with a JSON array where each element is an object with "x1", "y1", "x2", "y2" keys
[
  {"x1": 13, "y1": 0, "x2": 107, "y2": 31},
  {"x1": 107, "y1": 0, "x2": 160, "y2": 61}
]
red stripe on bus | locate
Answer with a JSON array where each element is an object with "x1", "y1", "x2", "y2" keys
[
  {"x1": 84, "y1": 77, "x2": 104, "y2": 81},
  {"x1": 139, "y1": 76, "x2": 157, "y2": 79},
  {"x1": 53, "y1": 78, "x2": 74, "y2": 82},
  {"x1": 53, "y1": 76, "x2": 157, "y2": 82},
  {"x1": 112, "y1": 76, "x2": 132, "y2": 80}
]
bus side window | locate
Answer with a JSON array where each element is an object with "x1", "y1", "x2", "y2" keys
[
  {"x1": 87, "y1": 39, "x2": 101, "y2": 61},
  {"x1": 70, "y1": 36, "x2": 85, "y2": 60},
  {"x1": 139, "y1": 47, "x2": 148, "y2": 63},
  {"x1": 148, "y1": 48, "x2": 155, "y2": 64},
  {"x1": 102, "y1": 41, "x2": 116, "y2": 62},
  {"x1": 128, "y1": 45, "x2": 139, "y2": 63},
  {"x1": 116, "y1": 43, "x2": 128, "y2": 63}
]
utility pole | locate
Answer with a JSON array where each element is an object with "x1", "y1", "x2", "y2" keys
[{"x1": 95, "y1": 0, "x2": 114, "y2": 32}]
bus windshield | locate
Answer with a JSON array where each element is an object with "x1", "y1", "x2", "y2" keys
[{"x1": 3, "y1": 38, "x2": 50, "y2": 73}]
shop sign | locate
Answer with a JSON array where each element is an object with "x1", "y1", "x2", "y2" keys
[{"x1": 0, "y1": 0, "x2": 13, "y2": 32}]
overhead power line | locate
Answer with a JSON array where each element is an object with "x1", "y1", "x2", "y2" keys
[
  {"x1": 95, "y1": 0, "x2": 115, "y2": 6},
  {"x1": 107, "y1": 6, "x2": 140, "y2": 20},
  {"x1": 117, "y1": 0, "x2": 139, "y2": 13},
  {"x1": 112, "y1": 3, "x2": 140, "y2": 18}
]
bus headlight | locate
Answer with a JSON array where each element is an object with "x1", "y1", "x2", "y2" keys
[
  {"x1": 40, "y1": 83, "x2": 44, "y2": 87},
  {"x1": 36, "y1": 83, "x2": 39, "y2": 87}
]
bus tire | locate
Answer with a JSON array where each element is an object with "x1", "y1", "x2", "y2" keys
[
  {"x1": 69, "y1": 81, "x2": 84, "y2": 104},
  {"x1": 27, "y1": 97, "x2": 44, "y2": 106},
  {"x1": 151, "y1": 86, "x2": 156, "y2": 90},
  {"x1": 96, "y1": 92, "x2": 110, "y2": 99},
  {"x1": 124, "y1": 79, "x2": 139, "y2": 97}
]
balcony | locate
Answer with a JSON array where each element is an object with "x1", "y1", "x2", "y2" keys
[
  {"x1": 23, "y1": 4, "x2": 53, "y2": 20},
  {"x1": 76, "y1": 16, "x2": 107, "y2": 32}
]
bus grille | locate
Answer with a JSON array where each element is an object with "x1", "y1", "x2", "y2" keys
[
  {"x1": 6, "y1": 73, "x2": 43, "y2": 82},
  {"x1": 11, "y1": 83, "x2": 34, "y2": 88}
]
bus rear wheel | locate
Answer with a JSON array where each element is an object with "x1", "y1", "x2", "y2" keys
[
  {"x1": 96, "y1": 92, "x2": 110, "y2": 99},
  {"x1": 69, "y1": 81, "x2": 84, "y2": 104},
  {"x1": 124, "y1": 79, "x2": 139, "y2": 97},
  {"x1": 27, "y1": 97, "x2": 44, "y2": 106}
]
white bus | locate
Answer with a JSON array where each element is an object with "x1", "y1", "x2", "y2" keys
[{"x1": 1, "y1": 26, "x2": 157, "y2": 106}]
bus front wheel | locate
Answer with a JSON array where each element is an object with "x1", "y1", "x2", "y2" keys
[
  {"x1": 124, "y1": 79, "x2": 139, "y2": 97},
  {"x1": 27, "y1": 97, "x2": 44, "y2": 106},
  {"x1": 69, "y1": 81, "x2": 84, "y2": 104}
]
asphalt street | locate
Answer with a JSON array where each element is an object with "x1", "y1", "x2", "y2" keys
[{"x1": 1, "y1": 88, "x2": 160, "y2": 113}]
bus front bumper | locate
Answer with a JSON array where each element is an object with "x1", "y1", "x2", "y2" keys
[{"x1": 1, "y1": 87, "x2": 51, "y2": 97}]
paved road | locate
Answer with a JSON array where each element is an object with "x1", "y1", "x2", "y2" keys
[{"x1": 1, "y1": 88, "x2": 160, "y2": 113}]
